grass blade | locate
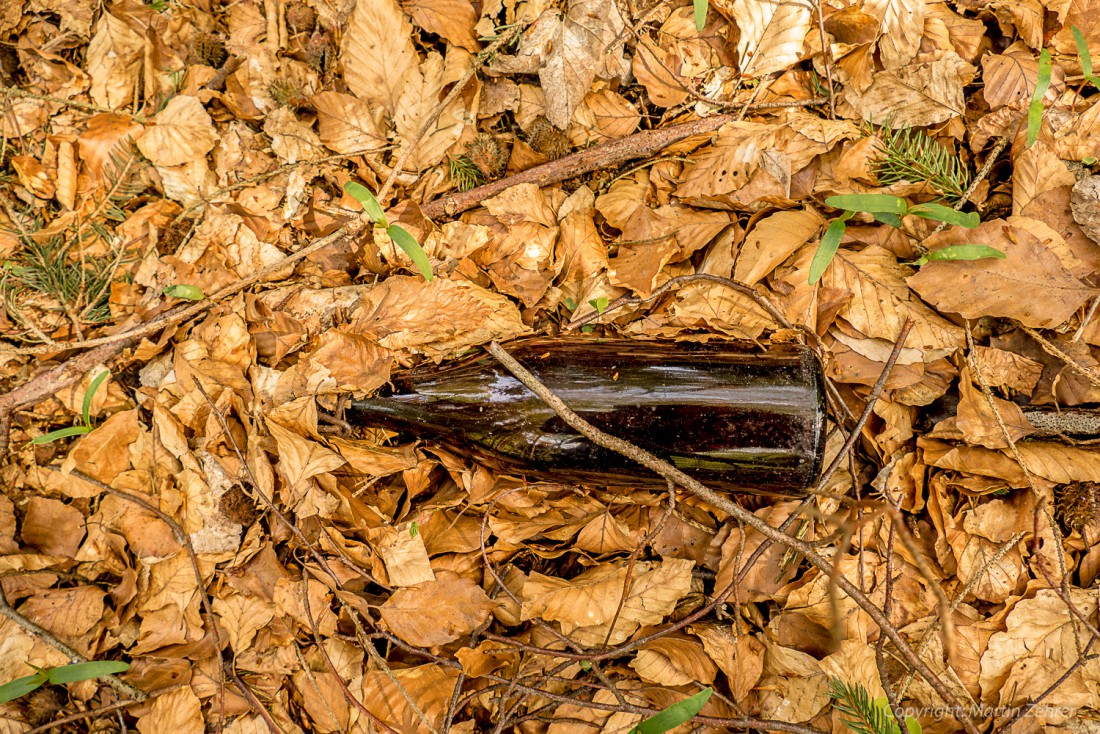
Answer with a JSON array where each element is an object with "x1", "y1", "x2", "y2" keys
[
  {"x1": 47, "y1": 661, "x2": 130, "y2": 684},
  {"x1": 344, "y1": 181, "x2": 387, "y2": 226},
  {"x1": 82, "y1": 369, "x2": 110, "y2": 427},
  {"x1": 907, "y1": 203, "x2": 980, "y2": 228},
  {"x1": 1028, "y1": 48, "x2": 1052, "y2": 147},
  {"x1": 693, "y1": 0, "x2": 708, "y2": 32},
  {"x1": 825, "y1": 194, "x2": 907, "y2": 215},
  {"x1": 631, "y1": 688, "x2": 712, "y2": 734},
  {"x1": 387, "y1": 224, "x2": 434, "y2": 282},
  {"x1": 0, "y1": 674, "x2": 45, "y2": 704},
  {"x1": 809, "y1": 213, "x2": 851, "y2": 285},
  {"x1": 31, "y1": 425, "x2": 92, "y2": 445},
  {"x1": 1075, "y1": 26, "x2": 1092, "y2": 80}
]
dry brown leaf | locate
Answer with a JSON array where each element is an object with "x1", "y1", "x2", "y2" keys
[
  {"x1": 313, "y1": 91, "x2": 387, "y2": 154},
  {"x1": 982, "y1": 46, "x2": 1063, "y2": 109},
  {"x1": 266, "y1": 420, "x2": 346, "y2": 488},
  {"x1": 379, "y1": 571, "x2": 496, "y2": 646},
  {"x1": 539, "y1": 0, "x2": 628, "y2": 129},
  {"x1": 373, "y1": 524, "x2": 435, "y2": 587},
  {"x1": 360, "y1": 664, "x2": 458, "y2": 731},
  {"x1": 863, "y1": 0, "x2": 924, "y2": 69},
  {"x1": 630, "y1": 636, "x2": 718, "y2": 686},
  {"x1": 734, "y1": 208, "x2": 824, "y2": 285},
  {"x1": 341, "y1": 0, "x2": 418, "y2": 113},
  {"x1": 213, "y1": 593, "x2": 276, "y2": 652},
  {"x1": 136, "y1": 688, "x2": 204, "y2": 734},
  {"x1": 729, "y1": 0, "x2": 812, "y2": 76},
  {"x1": 844, "y1": 53, "x2": 975, "y2": 127},
  {"x1": 632, "y1": 36, "x2": 689, "y2": 108},
  {"x1": 136, "y1": 96, "x2": 218, "y2": 168},
  {"x1": 87, "y1": 12, "x2": 143, "y2": 109},
  {"x1": 20, "y1": 497, "x2": 84, "y2": 557},
  {"x1": 821, "y1": 246, "x2": 965, "y2": 352},
  {"x1": 405, "y1": 0, "x2": 480, "y2": 51},
  {"x1": 956, "y1": 369, "x2": 1034, "y2": 449},
  {"x1": 691, "y1": 624, "x2": 765, "y2": 700},
  {"x1": 350, "y1": 276, "x2": 531, "y2": 358},
  {"x1": 757, "y1": 638, "x2": 831, "y2": 722},
  {"x1": 18, "y1": 585, "x2": 104, "y2": 639},
  {"x1": 968, "y1": 345, "x2": 1044, "y2": 394},
  {"x1": 677, "y1": 121, "x2": 783, "y2": 199},
  {"x1": 908, "y1": 220, "x2": 1095, "y2": 329},
  {"x1": 60, "y1": 410, "x2": 139, "y2": 486},
  {"x1": 979, "y1": 588, "x2": 1097, "y2": 702},
  {"x1": 521, "y1": 558, "x2": 694, "y2": 645},
  {"x1": 1013, "y1": 139, "x2": 1076, "y2": 215},
  {"x1": 393, "y1": 51, "x2": 474, "y2": 170}
]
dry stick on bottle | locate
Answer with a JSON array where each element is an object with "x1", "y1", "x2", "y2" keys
[{"x1": 484, "y1": 338, "x2": 981, "y2": 734}]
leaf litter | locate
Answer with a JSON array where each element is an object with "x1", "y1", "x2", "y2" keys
[{"x1": 2, "y1": 0, "x2": 1100, "y2": 732}]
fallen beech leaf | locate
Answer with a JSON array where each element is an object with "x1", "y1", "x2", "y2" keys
[
  {"x1": 844, "y1": 53, "x2": 975, "y2": 127},
  {"x1": 350, "y1": 276, "x2": 531, "y2": 358},
  {"x1": 538, "y1": 0, "x2": 628, "y2": 129},
  {"x1": 907, "y1": 221, "x2": 1095, "y2": 328},
  {"x1": 87, "y1": 12, "x2": 143, "y2": 109},
  {"x1": 135, "y1": 96, "x2": 218, "y2": 168},
  {"x1": 373, "y1": 524, "x2": 435, "y2": 587},
  {"x1": 863, "y1": 0, "x2": 924, "y2": 69},
  {"x1": 691, "y1": 624, "x2": 765, "y2": 701},
  {"x1": 955, "y1": 369, "x2": 1034, "y2": 449},
  {"x1": 729, "y1": 0, "x2": 812, "y2": 76},
  {"x1": 136, "y1": 688, "x2": 203, "y2": 734},
  {"x1": 379, "y1": 571, "x2": 495, "y2": 646},
  {"x1": 630, "y1": 636, "x2": 718, "y2": 686},
  {"x1": 822, "y1": 246, "x2": 965, "y2": 352},
  {"x1": 341, "y1": 0, "x2": 418, "y2": 113},
  {"x1": 405, "y1": 0, "x2": 480, "y2": 51},
  {"x1": 360, "y1": 664, "x2": 458, "y2": 731},
  {"x1": 312, "y1": 91, "x2": 387, "y2": 154},
  {"x1": 734, "y1": 208, "x2": 824, "y2": 286}
]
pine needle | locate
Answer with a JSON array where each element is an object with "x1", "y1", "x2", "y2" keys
[
  {"x1": 448, "y1": 155, "x2": 485, "y2": 191},
  {"x1": 871, "y1": 124, "x2": 970, "y2": 204}
]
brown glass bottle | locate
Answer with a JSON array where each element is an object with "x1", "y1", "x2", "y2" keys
[{"x1": 347, "y1": 339, "x2": 827, "y2": 496}]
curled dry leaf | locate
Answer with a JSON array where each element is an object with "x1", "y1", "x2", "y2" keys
[
  {"x1": 630, "y1": 636, "x2": 719, "y2": 686},
  {"x1": 136, "y1": 688, "x2": 204, "y2": 734},
  {"x1": 405, "y1": 0, "x2": 481, "y2": 52},
  {"x1": 863, "y1": 0, "x2": 924, "y2": 70},
  {"x1": 735, "y1": 208, "x2": 824, "y2": 286}
]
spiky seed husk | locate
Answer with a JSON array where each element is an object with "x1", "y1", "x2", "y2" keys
[
  {"x1": 192, "y1": 31, "x2": 228, "y2": 69},
  {"x1": 1055, "y1": 481, "x2": 1100, "y2": 533},
  {"x1": 466, "y1": 133, "x2": 507, "y2": 178},
  {"x1": 269, "y1": 79, "x2": 311, "y2": 110},
  {"x1": 526, "y1": 116, "x2": 571, "y2": 160},
  {"x1": 286, "y1": 2, "x2": 316, "y2": 34}
]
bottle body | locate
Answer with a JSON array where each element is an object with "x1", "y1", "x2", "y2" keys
[{"x1": 347, "y1": 338, "x2": 827, "y2": 496}]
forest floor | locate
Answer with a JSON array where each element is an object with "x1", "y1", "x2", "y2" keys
[{"x1": 2, "y1": 0, "x2": 1100, "y2": 732}]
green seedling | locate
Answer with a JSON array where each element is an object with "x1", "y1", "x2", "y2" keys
[
  {"x1": 588, "y1": 296, "x2": 609, "y2": 314},
  {"x1": 344, "y1": 181, "x2": 434, "y2": 282},
  {"x1": 911, "y1": 244, "x2": 1006, "y2": 266},
  {"x1": 630, "y1": 688, "x2": 712, "y2": 734},
  {"x1": 31, "y1": 369, "x2": 110, "y2": 445},
  {"x1": 1027, "y1": 48, "x2": 1053, "y2": 148},
  {"x1": 0, "y1": 661, "x2": 131, "y2": 704},
  {"x1": 1073, "y1": 26, "x2": 1100, "y2": 90},
  {"x1": 693, "y1": 0, "x2": 708, "y2": 31},
  {"x1": 809, "y1": 194, "x2": 986, "y2": 284},
  {"x1": 829, "y1": 678, "x2": 921, "y2": 734}
]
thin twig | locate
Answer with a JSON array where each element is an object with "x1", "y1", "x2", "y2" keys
[
  {"x1": 0, "y1": 586, "x2": 146, "y2": 702},
  {"x1": 485, "y1": 338, "x2": 981, "y2": 734},
  {"x1": 0, "y1": 85, "x2": 148, "y2": 123}
]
